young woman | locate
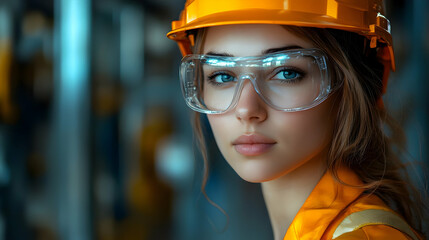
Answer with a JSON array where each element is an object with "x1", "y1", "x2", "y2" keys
[{"x1": 167, "y1": 1, "x2": 426, "y2": 239}]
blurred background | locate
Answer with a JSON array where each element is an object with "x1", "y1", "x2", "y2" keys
[{"x1": 0, "y1": 0, "x2": 427, "y2": 239}]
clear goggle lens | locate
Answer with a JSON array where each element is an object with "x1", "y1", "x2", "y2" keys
[{"x1": 180, "y1": 48, "x2": 331, "y2": 114}]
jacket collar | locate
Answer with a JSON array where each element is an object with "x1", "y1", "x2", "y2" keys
[{"x1": 283, "y1": 167, "x2": 364, "y2": 240}]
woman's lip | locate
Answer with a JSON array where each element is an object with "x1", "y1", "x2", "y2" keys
[
  {"x1": 232, "y1": 134, "x2": 277, "y2": 145},
  {"x1": 232, "y1": 134, "x2": 276, "y2": 156},
  {"x1": 234, "y1": 143, "x2": 275, "y2": 156}
]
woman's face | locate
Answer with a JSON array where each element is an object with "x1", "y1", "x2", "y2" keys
[{"x1": 203, "y1": 24, "x2": 337, "y2": 183}]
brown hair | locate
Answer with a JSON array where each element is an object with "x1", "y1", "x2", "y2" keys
[{"x1": 189, "y1": 26, "x2": 427, "y2": 236}]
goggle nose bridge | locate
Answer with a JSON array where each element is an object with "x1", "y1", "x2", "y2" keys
[
  {"x1": 238, "y1": 72, "x2": 256, "y2": 82},
  {"x1": 228, "y1": 73, "x2": 267, "y2": 110}
]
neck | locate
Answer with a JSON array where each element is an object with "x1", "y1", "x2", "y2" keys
[{"x1": 261, "y1": 157, "x2": 327, "y2": 240}]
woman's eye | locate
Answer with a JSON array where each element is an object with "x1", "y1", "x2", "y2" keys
[
  {"x1": 208, "y1": 73, "x2": 236, "y2": 83},
  {"x1": 273, "y1": 69, "x2": 302, "y2": 81}
]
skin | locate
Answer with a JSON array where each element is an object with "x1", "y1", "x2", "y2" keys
[{"x1": 203, "y1": 24, "x2": 338, "y2": 239}]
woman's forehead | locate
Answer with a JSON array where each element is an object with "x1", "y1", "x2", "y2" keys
[{"x1": 203, "y1": 24, "x2": 314, "y2": 57}]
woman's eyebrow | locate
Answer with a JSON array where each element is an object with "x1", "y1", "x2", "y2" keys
[
  {"x1": 205, "y1": 51, "x2": 234, "y2": 57},
  {"x1": 263, "y1": 45, "x2": 303, "y2": 54},
  {"x1": 205, "y1": 45, "x2": 303, "y2": 56}
]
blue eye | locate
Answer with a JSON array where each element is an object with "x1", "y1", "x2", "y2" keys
[
  {"x1": 270, "y1": 68, "x2": 306, "y2": 84},
  {"x1": 217, "y1": 74, "x2": 235, "y2": 82},
  {"x1": 208, "y1": 72, "x2": 236, "y2": 83},
  {"x1": 274, "y1": 69, "x2": 301, "y2": 80}
]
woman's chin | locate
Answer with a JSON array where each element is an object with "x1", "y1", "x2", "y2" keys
[{"x1": 233, "y1": 163, "x2": 288, "y2": 183}]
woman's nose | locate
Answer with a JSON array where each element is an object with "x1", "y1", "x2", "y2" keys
[{"x1": 234, "y1": 81, "x2": 268, "y2": 123}]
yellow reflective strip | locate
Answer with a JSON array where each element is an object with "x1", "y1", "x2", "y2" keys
[{"x1": 333, "y1": 209, "x2": 419, "y2": 240}]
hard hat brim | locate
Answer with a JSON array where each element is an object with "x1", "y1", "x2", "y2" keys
[{"x1": 167, "y1": 9, "x2": 370, "y2": 40}]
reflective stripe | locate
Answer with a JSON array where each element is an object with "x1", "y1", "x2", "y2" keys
[{"x1": 333, "y1": 209, "x2": 419, "y2": 240}]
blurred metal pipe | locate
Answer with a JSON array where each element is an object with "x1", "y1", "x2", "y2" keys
[
  {"x1": 411, "y1": 0, "x2": 429, "y2": 165},
  {"x1": 52, "y1": 0, "x2": 91, "y2": 239}
]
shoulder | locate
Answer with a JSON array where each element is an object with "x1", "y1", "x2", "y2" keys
[{"x1": 334, "y1": 225, "x2": 413, "y2": 240}]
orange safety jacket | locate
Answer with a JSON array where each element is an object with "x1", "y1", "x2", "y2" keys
[{"x1": 283, "y1": 167, "x2": 421, "y2": 240}]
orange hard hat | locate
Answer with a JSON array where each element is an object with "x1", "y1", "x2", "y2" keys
[{"x1": 167, "y1": 0, "x2": 395, "y2": 74}]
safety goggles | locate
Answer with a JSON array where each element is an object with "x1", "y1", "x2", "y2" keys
[{"x1": 180, "y1": 48, "x2": 332, "y2": 114}]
